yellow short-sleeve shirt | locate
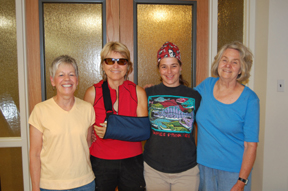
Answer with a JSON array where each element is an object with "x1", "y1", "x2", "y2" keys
[{"x1": 29, "y1": 97, "x2": 95, "y2": 190}]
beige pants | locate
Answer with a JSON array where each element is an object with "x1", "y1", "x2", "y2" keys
[{"x1": 144, "y1": 162, "x2": 200, "y2": 191}]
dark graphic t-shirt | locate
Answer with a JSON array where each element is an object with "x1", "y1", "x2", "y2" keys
[{"x1": 144, "y1": 83, "x2": 201, "y2": 173}]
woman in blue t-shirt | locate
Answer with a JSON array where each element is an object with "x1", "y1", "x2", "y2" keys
[{"x1": 195, "y1": 41, "x2": 259, "y2": 191}]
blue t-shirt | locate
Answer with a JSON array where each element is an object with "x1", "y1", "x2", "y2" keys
[{"x1": 195, "y1": 77, "x2": 259, "y2": 173}]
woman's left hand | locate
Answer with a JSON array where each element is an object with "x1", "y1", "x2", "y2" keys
[
  {"x1": 231, "y1": 141, "x2": 257, "y2": 191},
  {"x1": 230, "y1": 182, "x2": 245, "y2": 191}
]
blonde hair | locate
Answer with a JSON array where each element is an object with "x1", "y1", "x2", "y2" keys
[
  {"x1": 100, "y1": 42, "x2": 133, "y2": 81},
  {"x1": 211, "y1": 41, "x2": 253, "y2": 83}
]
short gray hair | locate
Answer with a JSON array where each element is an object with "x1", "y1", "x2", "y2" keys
[{"x1": 49, "y1": 55, "x2": 79, "y2": 78}]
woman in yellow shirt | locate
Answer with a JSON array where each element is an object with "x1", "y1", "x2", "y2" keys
[{"x1": 29, "y1": 55, "x2": 95, "y2": 191}]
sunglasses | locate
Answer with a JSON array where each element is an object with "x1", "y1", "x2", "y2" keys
[{"x1": 104, "y1": 58, "x2": 128, "y2": 65}]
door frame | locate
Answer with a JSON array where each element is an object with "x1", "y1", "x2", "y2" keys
[{"x1": 0, "y1": 0, "x2": 30, "y2": 190}]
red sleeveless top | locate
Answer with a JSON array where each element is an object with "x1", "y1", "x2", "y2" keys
[{"x1": 89, "y1": 80, "x2": 143, "y2": 159}]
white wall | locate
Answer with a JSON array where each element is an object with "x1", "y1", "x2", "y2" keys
[
  {"x1": 260, "y1": 0, "x2": 288, "y2": 190},
  {"x1": 252, "y1": 0, "x2": 269, "y2": 190},
  {"x1": 245, "y1": 0, "x2": 288, "y2": 190}
]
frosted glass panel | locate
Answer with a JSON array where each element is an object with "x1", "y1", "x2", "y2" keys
[
  {"x1": 137, "y1": 4, "x2": 193, "y2": 87},
  {"x1": 0, "y1": 0, "x2": 21, "y2": 137},
  {"x1": 0, "y1": 148, "x2": 24, "y2": 191},
  {"x1": 44, "y1": 3, "x2": 103, "y2": 100},
  {"x1": 218, "y1": 0, "x2": 243, "y2": 50}
]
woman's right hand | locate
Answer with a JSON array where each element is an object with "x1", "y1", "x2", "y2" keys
[
  {"x1": 143, "y1": 84, "x2": 154, "y2": 89},
  {"x1": 94, "y1": 122, "x2": 107, "y2": 138}
]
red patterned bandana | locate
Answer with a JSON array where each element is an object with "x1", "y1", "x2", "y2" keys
[{"x1": 157, "y1": 41, "x2": 181, "y2": 63}]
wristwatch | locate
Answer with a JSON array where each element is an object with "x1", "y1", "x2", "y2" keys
[{"x1": 238, "y1": 177, "x2": 249, "y2": 185}]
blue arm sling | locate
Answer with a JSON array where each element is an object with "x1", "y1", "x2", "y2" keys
[{"x1": 102, "y1": 81, "x2": 151, "y2": 141}]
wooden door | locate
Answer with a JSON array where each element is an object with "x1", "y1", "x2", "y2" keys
[{"x1": 26, "y1": 0, "x2": 208, "y2": 112}]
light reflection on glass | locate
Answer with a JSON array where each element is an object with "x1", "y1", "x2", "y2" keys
[
  {"x1": 78, "y1": 15, "x2": 102, "y2": 31},
  {"x1": 0, "y1": 0, "x2": 20, "y2": 137},
  {"x1": 0, "y1": 93, "x2": 20, "y2": 134},
  {"x1": 150, "y1": 10, "x2": 168, "y2": 21},
  {"x1": 0, "y1": 16, "x2": 13, "y2": 28}
]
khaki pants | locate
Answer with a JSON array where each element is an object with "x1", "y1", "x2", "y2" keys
[{"x1": 144, "y1": 162, "x2": 199, "y2": 191}]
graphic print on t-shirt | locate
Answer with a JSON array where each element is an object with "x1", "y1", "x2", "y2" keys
[{"x1": 148, "y1": 95, "x2": 195, "y2": 133}]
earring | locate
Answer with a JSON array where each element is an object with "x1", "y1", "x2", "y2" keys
[{"x1": 52, "y1": 86, "x2": 55, "y2": 91}]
